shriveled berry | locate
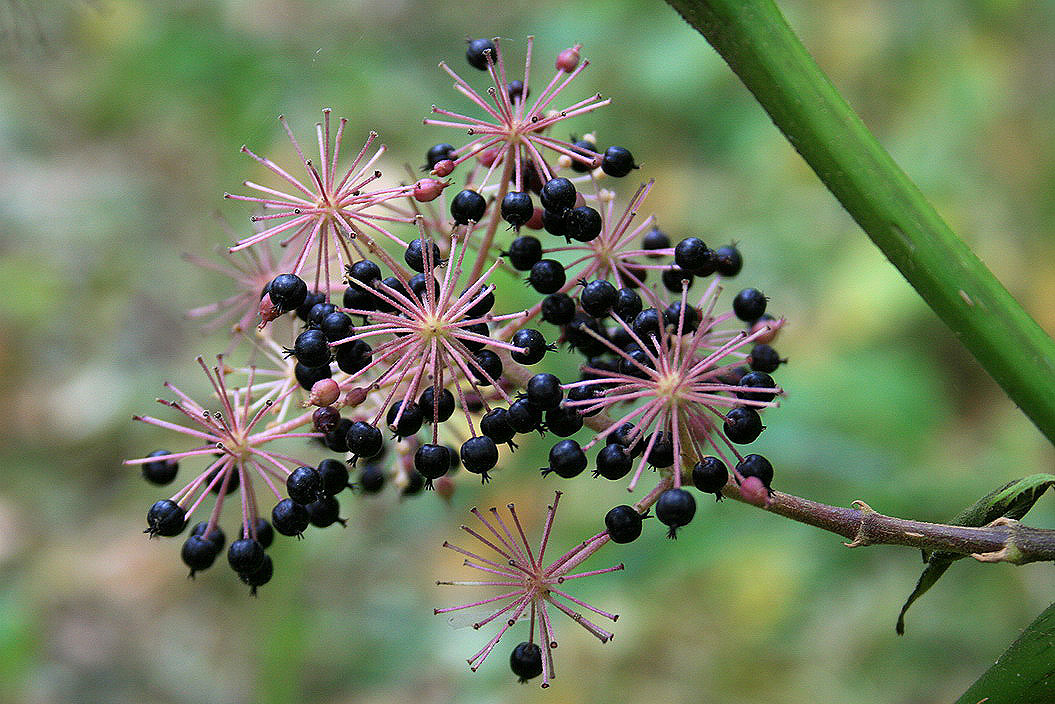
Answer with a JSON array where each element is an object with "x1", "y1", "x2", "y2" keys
[
  {"x1": 501, "y1": 192, "x2": 534, "y2": 229},
  {"x1": 724, "y1": 406, "x2": 765, "y2": 444},
  {"x1": 511, "y1": 328, "x2": 549, "y2": 365},
  {"x1": 510, "y1": 641, "x2": 543, "y2": 683},
  {"x1": 526, "y1": 373, "x2": 563, "y2": 411},
  {"x1": 347, "y1": 420, "x2": 384, "y2": 458},
  {"x1": 601, "y1": 146, "x2": 637, "y2": 177},
  {"x1": 692, "y1": 456, "x2": 728, "y2": 499},
  {"x1": 271, "y1": 499, "x2": 310, "y2": 537},
  {"x1": 541, "y1": 293, "x2": 575, "y2": 325},
  {"x1": 312, "y1": 406, "x2": 340, "y2": 434},
  {"x1": 736, "y1": 453, "x2": 774, "y2": 489},
  {"x1": 540, "y1": 177, "x2": 577, "y2": 211},
  {"x1": 141, "y1": 450, "x2": 178, "y2": 486},
  {"x1": 528, "y1": 259, "x2": 566, "y2": 294},
  {"x1": 466, "y1": 38, "x2": 496, "y2": 70},
  {"x1": 733, "y1": 288, "x2": 767, "y2": 322},
  {"x1": 308, "y1": 378, "x2": 341, "y2": 407},
  {"x1": 145, "y1": 499, "x2": 186, "y2": 537},
  {"x1": 605, "y1": 504, "x2": 644, "y2": 544},
  {"x1": 594, "y1": 443, "x2": 632, "y2": 480},
  {"x1": 714, "y1": 245, "x2": 743, "y2": 276},
  {"x1": 507, "y1": 236, "x2": 542, "y2": 270},
  {"x1": 451, "y1": 189, "x2": 487, "y2": 224},
  {"x1": 542, "y1": 439, "x2": 587, "y2": 478},
  {"x1": 419, "y1": 386, "x2": 455, "y2": 423},
  {"x1": 318, "y1": 458, "x2": 350, "y2": 496},
  {"x1": 656, "y1": 488, "x2": 696, "y2": 539},
  {"x1": 227, "y1": 538, "x2": 265, "y2": 574}
]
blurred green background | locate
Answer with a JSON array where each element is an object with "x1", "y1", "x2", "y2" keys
[{"x1": 2, "y1": 1, "x2": 1055, "y2": 702}]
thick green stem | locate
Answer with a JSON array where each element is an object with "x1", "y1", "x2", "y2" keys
[{"x1": 664, "y1": 0, "x2": 1055, "y2": 444}]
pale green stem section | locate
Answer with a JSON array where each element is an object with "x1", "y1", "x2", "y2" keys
[{"x1": 664, "y1": 0, "x2": 1055, "y2": 444}]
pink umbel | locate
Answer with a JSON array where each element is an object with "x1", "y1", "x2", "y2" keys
[{"x1": 436, "y1": 491, "x2": 623, "y2": 688}]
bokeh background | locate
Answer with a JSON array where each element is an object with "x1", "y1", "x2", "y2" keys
[{"x1": 2, "y1": 1, "x2": 1055, "y2": 702}]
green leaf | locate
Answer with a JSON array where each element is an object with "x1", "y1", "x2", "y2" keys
[
  {"x1": 896, "y1": 474, "x2": 1055, "y2": 635},
  {"x1": 955, "y1": 601, "x2": 1055, "y2": 704}
]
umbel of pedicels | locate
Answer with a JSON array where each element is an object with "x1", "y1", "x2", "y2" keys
[{"x1": 125, "y1": 36, "x2": 787, "y2": 686}]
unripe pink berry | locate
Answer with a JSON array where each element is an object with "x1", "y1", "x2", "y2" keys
[
  {"x1": 431, "y1": 159, "x2": 455, "y2": 177},
  {"x1": 525, "y1": 207, "x2": 544, "y2": 230},
  {"x1": 477, "y1": 147, "x2": 501, "y2": 167},
  {"x1": 739, "y1": 476, "x2": 770, "y2": 507},
  {"x1": 434, "y1": 475, "x2": 456, "y2": 503},
  {"x1": 574, "y1": 192, "x2": 586, "y2": 209},
  {"x1": 751, "y1": 317, "x2": 779, "y2": 344},
  {"x1": 413, "y1": 178, "x2": 449, "y2": 203},
  {"x1": 309, "y1": 378, "x2": 340, "y2": 407},
  {"x1": 342, "y1": 387, "x2": 368, "y2": 407},
  {"x1": 556, "y1": 44, "x2": 582, "y2": 73},
  {"x1": 257, "y1": 293, "x2": 282, "y2": 328}
]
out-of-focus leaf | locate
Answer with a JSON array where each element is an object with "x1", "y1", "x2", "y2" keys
[
  {"x1": 954, "y1": 600, "x2": 1055, "y2": 704},
  {"x1": 896, "y1": 474, "x2": 1055, "y2": 635}
]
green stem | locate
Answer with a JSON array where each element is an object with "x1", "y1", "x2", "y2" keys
[{"x1": 664, "y1": 0, "x2": 1055, "y2": 444}]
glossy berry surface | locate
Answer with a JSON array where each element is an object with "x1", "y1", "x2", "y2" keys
[
  {"x1": 510, "y1": 328, "x2": 548, "y2": 365},
  {"x1": 541, "y1": 293, "x2": 575, "y2": 325},
  {"x1": 480, "y1": 408, "x2": 516, "y2": 444},
  {"x1": 507, "y1": 398, "x2": 543, "y2": 434},
  {"x1": 724, "y1": 406, "x2": 765, "y2": 444},
  {"x1": 501, "y1": 191, "x2": 534, "y2": 228},
  {"x1": 542, "y1": 439, "x2": 587, "y2": 478},
  {"x1": 528, "y1": 259, "x2": 566, "y2": 295},
  {"x1": 544, "y1": 406, "x2": 583, "y2": 437},
  {"x1": 507, "y1": 236, "x2": 542, "y2": 270},
  {"x1": 580, "y1": 279, "x2": 618, "y2": 318},
  {"x1": 605, "y1": 504, "x2": 644, "y2": 543},
  {"x1": 526, "y1": 373, "x2": 563, "y2": 410},
  {"x1": 286, "y1": 466, "x2": 323, "y2": 505},
  {"x1": 594, "y1": 443, "x2": 631, "y2": 480},
  {"x1": 271, "y1": 499, "x2": 310, "y2": 536},
  {"x1": 415, "y1": 443, "x2": 453, "y2": 482},
  {"x1": 509, "y1": 642, "x2": 543, "y2": 682},
  {"x1": 737, "y1": 371, "x2": 778, "y2": 403},
  {"x1": 674, "y1": 237, "x2": 712, "y2": 274},
  {"x1": 239, "y1": 554, "x2": 274, "y2": 595},
  {"x1": 714, "y1": 245, "x2": 743, "y2": 276},
  {"x1": 181, "y1": 535, "x2": 220, "y2": 574},
  {"x1": 737, "y1": 453, "x2": 774, "y2": 489},
  {"x1": 655, "y1": 488, "x2": 696, "y2": 539},
  {"x1": 451, "y1": 189, "x2": 487, "y2": 224},
  {"x1": 566, "y1": 206, "x2": 602, "y2": 242},
  {"x1": 141, "y1": 450, "x2": 178, "y2": 486},
  {"x1": 291, "y1": 329, "x2": 332, "y2": 368},
  {"x1": 425, "y1": 142, "x2": 456, "y2": 169},
  {"x1": 387, "y1": 401, "x2": 424, "y2": 438},
  {"x1": 460, "y1": 436, "x2": 499, "y2": 480},
  {"x1": 419, "y1": 386, "x2": 456, "y2": 423},
  {"x1": 347, "y1": 420, "x2": 384, "y2": 458},
  {"x1": 465, "y1": 38, "x2": 496, "y2": 70},
  {"x1": 267, "y1": 273, "x2": 308, "y2": 311},
  {"x1": 748, "y1": 344, "x2": 783, "y2": 373},
  {"x1": 227, "y1": 538, "x2": 265, "y2": 574},
  {"x1": 306, "y1": 496, "x2": 343, "y2": 528},
  {"x1": 404, "y1": 238, "x2": 442, "y2": 273},
  {"x1": 318, "y1": 458, "x2": 350, "y2": 496},
  {"x1": 692, "y1": 456, "x2": 729, "y2": 498},
  {"x1": 733, "y1": 288, "x2": 767, "y2": 322},
  {"x1": 539, "y1": 177, "x2": 577, "y2": 211},
  {"x1": 146, "y1": 499, "x2": 186, "y2": 537},
  {"x1": 601, "y1": 146, "x2": 637, "y2": 177}
]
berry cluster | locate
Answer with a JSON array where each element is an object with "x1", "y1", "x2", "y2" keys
[{"x1": 127, "y1": 36, "x2": 788, "y2": 683}]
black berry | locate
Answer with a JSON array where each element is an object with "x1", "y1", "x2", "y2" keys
[
  {"x1": 737, "y1": 371, "x2": 778, "y2": 403},
  {"x1": 501, "y1": 191, "x2": 534, "y2": 229},
  {"x1": 601, "y1": 146, "x2": 637, "y2": 177},
  {"x1": 145, "y1": 499, "x2": 185, "y2": 537},
  {"x1": 714, "y1": 245, "x2": 743, "y2": 277},
  {"x1": 141, "y1": 450, "x2": 178, "y2": 486},
  {"x1": 227, "y1": 538, "x2": 265, "y2": 574},
  {"x1": 460, "y1": 436, "x2": 499, "y2": 481},
  {"x1": 736, "y1": 453, "x2": 774, "y2": 489},
  {"x1": 387, "y1": 401, "x2": 424, "y2": 438},
  {"x1": 544, "y1": 406, "x2": 583, "y2": 437},
  {"x1": 526, "y1": 373, "x2": 563, "y2": 411},
  {"x1": 507, "y1": 236, "x2": 543, "y2": 270},
  {"x1": 510, "y1": 642, "x2": 543, "y2": 683},
  {"x1": 466, "y1": 38, "x2": 496, "y2": 70},
  {"x1": 511, "y1": 328, "x2": 549, "y2": 365},
  {"x1": 542, "y1": 439, "x2": 587, "y2": 478},
  {"x1": 267, "y1": 273, "x2": 308, "y2": 312},
  {"x1": 419, "y1": 386, "x2": 456, "y2": 423},
  {"x1": 580, "y1": 279, "x2": 618, "y2": 318},
  {"x1": 594, "y1": 443, "x2": 632, "y2": 480},
  {"x1": 656, "y1": 488, "x2": 696, "y2": 539},
  {"x1": 181, "y1": 534, "x2": 221, "y2": 576},
  {"x1": 347, "y1": 420, "x2": 384, "y2": 458},
  {"x1": 318, "y1": 458, "x2": 350, "y2": 495},
  {"x1": 541, "y1": 293, "x2": 575, "y2": 325},
  {"x1": 405, "y1": 238, "x2": 442, "y2": 273},
  {"x1": 539, "y1": 177, "x2": 576, "y2": 211},
  {"x1": 451, "y1": 189, "x2": 487, "y2": 224},
  {"x1": 272, "y1": 499, "x2": 310, "y2": 537},
  {"x1": 528, "y1": 259, "x2": 566, "y2": 295},
  {"x1": 605, "y1": 504, "x2": 644, "y2": 543},
  {"x1": 724, "y1": 406, "x2": 765, "y2": 444},
  {"x1": 414, "y1": 443, "x2": 452, "y2": 486},
  {"x1": 733, "y1": 288, "x2": 767, "y2": 322},
  {"x1": 286, "y1": 466, "x2": 323, "y2": 505},
  {"x1": 692, "y1": 456, "x2": 728, "y2": 499},
  {"x1": 290, "y1": 329, "x2": 332, "y2": 368},
  {"x1": 480, "y1": 408, "x2": 516, "y2": 444}
]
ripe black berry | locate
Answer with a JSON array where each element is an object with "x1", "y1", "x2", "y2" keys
[
  {"x1": 642, "y1": 226, "x2": 669, "y2": 254},
  {"x1": 320, "y1": 311, "x2": 353, "y2": 342},
  {"x1": 291, "y1": 329, "x2": 332, "y2": 368},
  {"x1": 425, "y1": 143, "x2": 456, "y2": 169},
  {"x1": 271, "y1": 499, "x2": 310, "y2": 537},
  {"x1": 632, "y1": 308, "x2": 662, "y2": 341},
  {"x1": 748, "y1": 344, "x2": 783, "y2": 373},
  {"x1": 526, "y1": 373, "x2": 563, "y2": 410},
  {"x1": 510, "y1": 642, "x2": 543, "y2": 683},
  {"x1": 663, "y1": 301, "x2": 700, "y2": 334},
  {"x1": 410, "y1": 273, "x2": 441, "y2": 302},
  {"x1": 507, "y1": 236, "x2": 542, "y2": 270},
  {"x1": 141, "y1": 450, "x2": 178, "y2": 486},
  {"x1": 594, "y1": 443, "x2": 632, "y2": 480},
  {"x1": 674, "y1": 237, "x2": 714, "y2": 274},
  {"x1": 601, "y1": 146, "x2": 637, "y2": 177},
  {"x1": 387, "y1": 401, "x2": 424, "y2": 438},
  {"x1": 414, "y1": 443, "x2": 452, "y2": 486},
  {"x1": 239, "y1": 554, "x2": 274, "y2": 595},
  {"x1": 645, "y1": 432, "x2": 674, "y2": 468},
  {"x1": 661, "y1": 266, "x2": 694, "y2": 293},
  {"x1": 286, "y1": 466, "x2": 323, "y2": 505},
  {"x1": 466, "y1": 38, "x2": 496, "y2": 70},
  {"x1": 323, "y1": 417, "x2": 352, "y2": 452},
  {"x1": 692, "y1": 456, "x2": 728, "y2": 499},
  {"x1": 227, "y1": 538, "x2": 265, "y2": 574},
  {"x1": 569, "y1": 137, "x2": 597, "y2": 173},
  {"x1": 541, "y1": 293, "x2": 576, "y2": 325},
  {"x1": 501, "y1": 191, "x2": 534, "y2": 229},
  {"x1": 145, "y1": 499, "x2": 186, "y2": 537},
  {"x1": 507, "y1": 79, "x2": 528, "y2": 102},
  {"x1": 580, "y1": 279, "x2": 618, "y2": 318},
  {"x1": 347, "y1": 420, "x2": 384, "y2": 458},
  {"x1": 737, "y1": 371, "x2": 778, "y2": 403},
  {"x1": 619, "y1": 347, "x2": 652, "y2": 378},
  {"x1": 318, "y1": 458, "x2": 350, "y2": 496},
  {"x1": 544, "y1": 406, "x2": 583, "y2": 437},
  {"x1": 451, "y1": 189, "x2": 486, "y2": 224},
  {"x1": 714, "y1": 245, "x2": 743, "y2": 277},
  {"x1": 528, "y1": 259, "x2": 566, "y2": 294},
  {"x1": 724, "y1": 406, "x2": 765, "y2": 444},
  {"x1": 334, "y1": 339, "x2": 372, "y2": 374},
  {"x1": 404, "y1": 238, "x2": 442, "y2": 273},
  {"x1": 244, "y1": 517, "x2": 274, "y2": 550},
  {"x1": 480, "y1": 408, "x2": 516, "y2": 444},
  {"x1": 307, "y1": 302, "x2": 338, "y2": 328},
  {"x1": 419, "y1": 386, "x2": 456, "y2": 423},
  {"x1": 566, "y1": 205, "x2": 602, "y2": 242},
  {"x1": 471, "y1": 350, "x2": 503, "y2": 386},
  {"x1": 605, "y1": 505, "x2": 644, "y2": 543},
  {"x1": 346, "y1": 259, "x2": 382, "y2": 288},
  {"x1": 402, "y1": 469, "x2": 426, "y2": 496},
  {"x1": 611, "y1": 422, "x2": 644, "y2": 457},
  {"x1": 541, "y1": 207, "x2": 568, "y2": 238},
  {"x1": 656, "y1": 488, "x2": 696, "y2": 539},
  {"x1": 736, "y1": 453, "x2": 774, "y2": 489},
  {"x1": 733, "y1": 288, "x2": 767, "y2": 322},
  {"x1": 542, "y1": 439, "x2": 587, "y2": 478},
  {"x1": 267, "y1": 273, "x2": 308, "y2": 312},
  {"x1": 511, "y1": 328, "x2": 549, "y2": 365},
  {"x1": 507, "y1": 398, "x2": 543, "y2": 434},
  {"x1": 181, "y1": 535, "x2": 220, "y2": 576},
  {"x1": 459, "y1": 322, "x2": 490, "y2": 353},
  {"x1": 359, "y1": 464, "x2": 385, "y2": 494},
  {"x1": 460, "y1": 436, "x2": 499, "y2": 481},
  {"x1": 306, "y1": 495, "x2": 344, "y2": 528},
  {"x1": 463, "y1": 286, "x2": 495, "y2": 318},
  {"x1": 297, "y1": 290, "x2": 327, "y2": 321},
  {"x1": 612, "y1": 287, "x2": 643, "y2": 322},
  {"x1": 539, "y1": 177, "x2": 577, "y2": 211},
  {"x1": 190, "y1": 521, "x2": 225, "y2": 551},
  {"x1": 295, "y1": 361, "x2": 331, "y2": 391}
]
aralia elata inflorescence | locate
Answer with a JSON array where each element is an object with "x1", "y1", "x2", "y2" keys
[{"x1": 125, "y1": 36, "x2": 787, "y2": 686}]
